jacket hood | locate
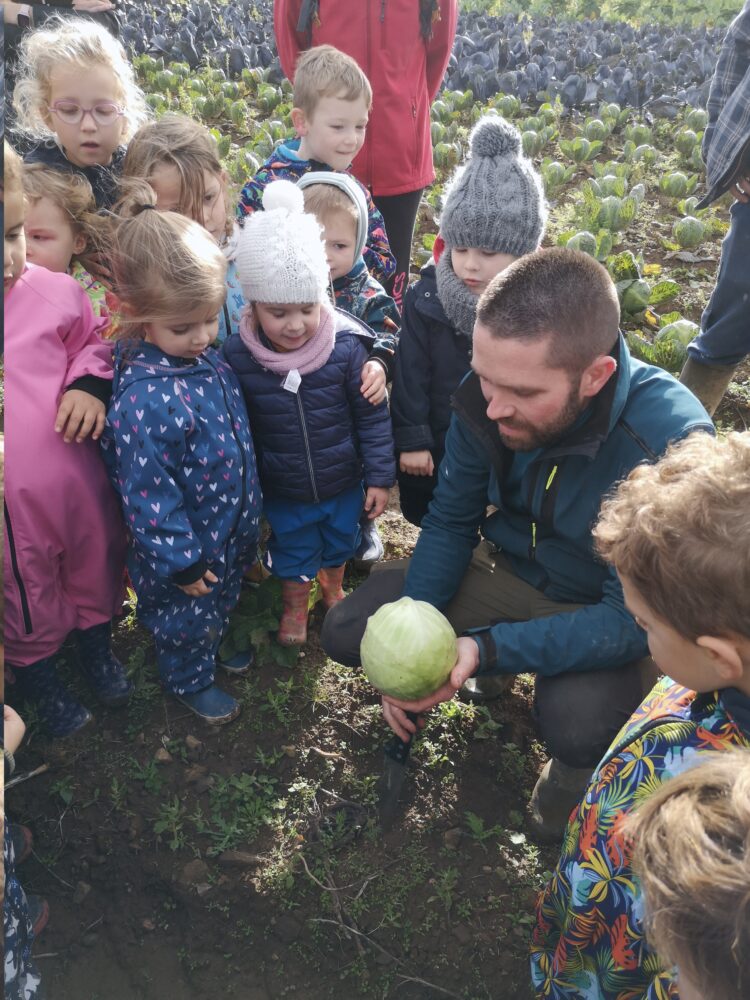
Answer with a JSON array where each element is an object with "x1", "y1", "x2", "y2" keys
[
  {"x1": 113, "y1": 340, "x2": 222, "y2": 387},
  {"x1": 298, "y1": 170, "x2": 369, "y2": 261}
]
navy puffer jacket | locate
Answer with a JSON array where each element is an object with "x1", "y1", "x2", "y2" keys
[{"x1": 224, "y1": 310, "x2": 396, "y2": 503}]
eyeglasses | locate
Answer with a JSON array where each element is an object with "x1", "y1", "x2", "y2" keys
[{"x1": 47, "y1": 101, "x2": 125, "y2": 127}]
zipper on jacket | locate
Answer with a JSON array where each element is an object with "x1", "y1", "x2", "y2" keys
[
  {"x1": 529, "y1": 464, "x2": 558, "y2": 561},
  {"x1": 5, "y1": 505, "x2": 33, "y2": 635},
  {"x1": 223, "y1": 302, "x2": 231, "y2": 340},
  {"x1": 296, "y1": 392, "x2": 320, "y2": 504},
  {"x1": 214, "y1": 359, "x2": 248, "y2": 542}
]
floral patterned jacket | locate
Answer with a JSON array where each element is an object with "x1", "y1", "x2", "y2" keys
[{"x1": 530, "y1": 675, "x2": 750, "y2": 1000}]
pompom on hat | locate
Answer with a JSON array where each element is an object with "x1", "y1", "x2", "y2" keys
[
  {"x1": 439, "y1": 114, "x2": 547, "y2": 257},
  {"x1": 235, "y1": 179, "x2": 330, "y2": 304}
]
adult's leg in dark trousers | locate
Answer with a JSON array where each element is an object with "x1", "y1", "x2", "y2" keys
[
  {"x1": 320, "y1": 561, "x2": 407, "y2": 667},
  {"x1": 373, "y1": 188, "x2": 424, "y2": 308},
  {"x1": 534, "y1": 658, "x2": 660, "y2": 771}
]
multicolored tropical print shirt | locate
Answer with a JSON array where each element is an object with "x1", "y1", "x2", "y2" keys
[
  {"x1": 236, "y1": 139, "x2": 396, "y2": 286},
  {"x1": 530, "y1": 675, "x2": 750, "y2": 1000}
]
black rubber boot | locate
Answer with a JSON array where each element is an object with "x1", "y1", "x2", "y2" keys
[{"x1": 13, "y1": 656, "x2": 93, "y2": 738}]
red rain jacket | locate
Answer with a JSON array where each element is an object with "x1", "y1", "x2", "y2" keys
[{"x1": 274, "y1": 0, "x2": 458, "y2": 196}]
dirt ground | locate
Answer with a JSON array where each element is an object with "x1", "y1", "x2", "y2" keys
[{"x1": 8, "y1": 500, "x2": 559, "y2": 1000}]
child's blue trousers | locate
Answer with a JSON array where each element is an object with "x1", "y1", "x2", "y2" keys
[
  {"x1": 132, "y1": 554, "x2": 246, "y2": 695},
  {"x1": 264, "y1": 484, "x2": 364, "y2": 581},
  {"x1": 688, "y1": 199, "x2": 750, "y2": 367}
]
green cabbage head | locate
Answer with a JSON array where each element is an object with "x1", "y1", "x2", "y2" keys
[{"x1": 360, "y1": 597, "x2": 457, "y2": 700}]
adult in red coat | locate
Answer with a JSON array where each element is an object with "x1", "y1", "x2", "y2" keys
[{"x1": 274, "y1": 0, "x2": 458, "y2": 308}]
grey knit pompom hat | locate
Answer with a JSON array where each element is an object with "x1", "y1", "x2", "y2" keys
[{"x1": 439, "y1": 114, "x2": 547, "y2": 256}]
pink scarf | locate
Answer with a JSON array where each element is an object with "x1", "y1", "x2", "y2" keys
[{"x1": 239, "y1": 302, "x2": 336, "y2": 376}]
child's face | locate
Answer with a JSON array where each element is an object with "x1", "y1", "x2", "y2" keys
[
  {"x1": 320, "y1": 209, "x2": 358, "y2": 280},
  {"x1": 451, "y1": 247, "x2": 518, "y2": 296},
  {"x1": 294, "y1": 94, "x2": 369, "y2": 171},
  {"x1": 24, "y1": 196, "x2": 86, "y2": 274},
  {"x1": 620, "y1": 574, "x2": 728, "y2": 692},
  {"x1": 254, "y1": 302, "x2": 321, "y2": 351},
  {"x1": 3, "y1": 186, "x2": 27, "y2": 293},
  {"x1": 143, "y1": 305, "x2": 220, "y2": 360},
  {"x1": 45, "y1": 63, "x2": 126, "y2": 168},
  {"x1": 148, "y1": 163, "x2": 229, "y2": 243}
]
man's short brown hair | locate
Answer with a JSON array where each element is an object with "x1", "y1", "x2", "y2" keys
[
  {"x1": 626, "y1": 749, "x2": 750, "y2": 1000},
  {"x1": 594, "y1": 431, "x2": 750, "y2": 641},
  {"x1": 293, "y1": 45, "x2": 372, "y2": 117},
  {"x1": 476, "y1": 247, "x2": 620, "y2": 372}
]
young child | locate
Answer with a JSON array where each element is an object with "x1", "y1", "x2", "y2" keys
[
  {"x1": 299, "y1": 171, "x2": 400, "y2": 397},
  {"x1": 101, "y1": 187, "x2": 262, "y2": 726},
  {"x1": 3, "y1": 140, "x2": 131, "y2": 739},
  {"x1": 626, "y1": 749, "x2": 750, "y2": 1000},
  {"x1": 531, "y1": 431, "x2": 750, "y2": 1000},
  {"x1": 224, "y1": 181, "x2": 396, "y2": 646},
  {"x1": 300, "y1": 170, "x2": 401, "y2": 565},
  {"x1": 120, "y1": 113, "x2": 244, "y2": 344},
  {"x1": 13, "y1": 17, "x2": 149, "y2": 208},
  {"x1": 391, "y1": 115, "x2": 547, "y2": 526},
  {"x1": 237, "y1": 45, "x2": 396, "y2": 288},
  {"x1": 22, "y1": 163, "x2": 111, "y2": 316}
]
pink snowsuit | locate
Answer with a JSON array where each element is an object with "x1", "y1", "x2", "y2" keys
[{"x1": 4, "y1": 264, "x2": 126, "y2": 667}]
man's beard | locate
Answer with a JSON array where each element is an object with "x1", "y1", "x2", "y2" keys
[{"x1": 496, "y1": 378, "x2": 586, "y2": 453}]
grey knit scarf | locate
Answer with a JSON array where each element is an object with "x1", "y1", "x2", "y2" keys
[{"x1": 435, "y1": 251, "x2": 480, "y2": 338}]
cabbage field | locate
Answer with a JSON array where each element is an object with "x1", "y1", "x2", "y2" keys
[{"x1": 12, "y1": 3, "x2": 748, "y2": 1000}]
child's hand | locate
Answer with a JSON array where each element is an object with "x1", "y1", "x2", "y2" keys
[
  {"x1": 4, "y1": 705, "x2": 27, "y2": 755},
  {"x1": 55, "y1": 390, "x2": 106, "y2": 443},
  {"x1": 399, "y1": 450, "x2": 435, "y2": 477},
  {"x1": 364, "y1": 486, "x2": 389, "y2": 519},
  {"x1": 83, "y1": 251, "x2": 114, "y2": 289},
  {"x1": 177, "y1": 570, "x2": 219, "y2": 597},
  {"x1": 360, "y1": 361, "x2": 387, "y2": 406}
]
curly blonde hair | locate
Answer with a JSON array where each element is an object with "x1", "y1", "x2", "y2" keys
[
  {"x1": 594, "y1": 431, "x2": 750, "y2": 640},
  {"x1": 3, "y1": 140, "x2": 24, "y2": 197},
  {"x1": 111, "y1": 180, "x2": 227, "y2": 338},
  {"x1": 22, "y1": 163, "x2": 111, "y2": 268},
  {"x1": 12, "y1": 17, "x2": 150, "y2": 143},
  {"x1": 626, "y1": 749, "x2": 750, "y2": 1000},
  {"x1": 120, "y1": 114, "x2": 233, "y2": 240}
]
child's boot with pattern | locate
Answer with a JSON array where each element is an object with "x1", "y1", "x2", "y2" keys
[
  {"x1": 76, "y1": 621, "x2": 134, "y2": 707},
  {"x1": 13, "y1": 656, "x2": 93, "y2": 738},
  {"x1": 317, "y1": 566, "x2": 347, "y2": 609},
  {"x1": 278, "y1": 580, "x2": 312, "y2": 645}
]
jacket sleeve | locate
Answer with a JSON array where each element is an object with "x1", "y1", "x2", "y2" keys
[
  {"x1": 702, "y1": 1, "x2": 750, "y2": 159},
  {"x1": 403, "y1": 411, "x2": 490, "y2": 602},
  {"x1": 109, "y1": 396, "x2": 205, "y2": 583},
  {"x1": 345, "y1": 341, "x2": 396, "y2": 488},
  {"x1": 62, "y1": 282, "x2": 113, "y2": 387},
  {"x1": 390, "y1": 287, "x2": 435, "y2": 452},
  {"x1": 273, "y1": 0, "x2": 305, "y2": 81},
  {"x1": 362, "y1": 184, "x2": 396, "y2": 284},
  {"x1": 425, "y1": 0, "x2": 459, "y2": 100},
  {"x1": 360, "y1": 285, "x2": 400, "y2": 380},
  {"x1": 470, "y1": 568, "x2": 649, "y2": 676}
]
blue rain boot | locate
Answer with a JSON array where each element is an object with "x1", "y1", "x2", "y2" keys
[
  {"x1": 216, "y1": 645, "x2": 256, "y2": 675},
  {"x1": 76, "y1": 621, "x2": 133, "y2": 707},
  {"x1": 174, "y1": 685, "x2": 241, "y2": 726},
  {"x1": 13, "y1": 656, "x2": 92, "y2": 738}
]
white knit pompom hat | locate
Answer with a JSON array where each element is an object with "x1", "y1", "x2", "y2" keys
[{"x1": 235, "y1": 179, "x2": 330, "y2": 304}]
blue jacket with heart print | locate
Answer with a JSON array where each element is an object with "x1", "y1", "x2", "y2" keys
[{"x1": 101, "y1": 341, "x2": 261, "y2": 586}]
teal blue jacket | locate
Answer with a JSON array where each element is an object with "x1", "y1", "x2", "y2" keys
[{"x1": 403, "y1": 336, "x2": 714, "y2": 675}]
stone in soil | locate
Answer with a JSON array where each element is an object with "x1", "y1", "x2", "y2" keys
[{"x1": 180, "y1": 858, "x2": 210, "y2": 887}]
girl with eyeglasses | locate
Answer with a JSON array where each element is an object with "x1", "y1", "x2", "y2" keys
[{"x1": 12, "y1": 16, "x2": 149, "y2": 208}]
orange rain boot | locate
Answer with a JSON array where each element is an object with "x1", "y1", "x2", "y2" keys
[
  {"x1": 317, "y1": 566, "x2": 347, "y2": 610},
  {"x1": 278, "y1": 580, "x2": 312, "y2": 646}
]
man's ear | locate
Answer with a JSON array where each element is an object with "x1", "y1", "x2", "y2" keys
[
  {"x1": 579, "y1": 355, "x2": 617, "y2": 399},
  {"x1": 291, "y1": 108, "x2": 308, "y2": 137},
  {"x1": 696, "y1": 635, "x2": 745, "y2": 683}
]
